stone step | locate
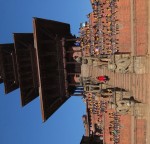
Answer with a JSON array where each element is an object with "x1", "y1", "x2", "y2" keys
[
  {"x1": 142, "y1": 74, "x2": 147, "y2": 103},
  {"x1": 128, "y1": 74, "x2": 131, "y2": 91},
  {"x1": 145, "y1": 56, "x2": 150, "y2": 73},
  {"x1": 137, "y1": 75, "x2": 143, "y2": 102},
  {"x1": 125, "y1": 73, "x2": 129, "y2": 91},
  {"x1": 136, "y1": 75, "x2": 140, "y2": 101},
  {"x1": 131, "y1": 74, "x2": 136, "y2": 99},
  {"x1": 90, "y1": 64, "x2": 147, "y2": 105},
  {"x1": 123, "y1": 73, "x2": 126, "y2": 89}
]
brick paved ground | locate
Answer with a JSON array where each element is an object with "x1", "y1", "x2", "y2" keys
[
  {"x1": 135, "y1": 0, "x2": 148, "y2": 56},
  {"x1": 116, "y1": 0, "x2": 131, "y2": 53},
  {"x1": 103, "y1": 109, "x2": 131, "y2": 144},
  {"x1": 136, "y1": 119, "x2": 146, "y2": 144},
  {"x1": 120, "y1": 115, "x2": 132, "y2": 144},
  {"x1": 116, "y1": 0, "x2": 148, "y2": 56}
]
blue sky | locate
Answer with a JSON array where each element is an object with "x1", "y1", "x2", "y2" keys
[{"x1": 0, "y1": 0, "x2": 92, "y2": 144}]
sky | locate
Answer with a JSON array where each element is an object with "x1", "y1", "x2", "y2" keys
[{"x1": 0, "y1": 0, "x2": 92, "y2": 144}]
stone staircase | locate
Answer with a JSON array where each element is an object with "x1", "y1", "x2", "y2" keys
[{"x1": 91, "y1": 66, "x2": 148, "y2": 103}]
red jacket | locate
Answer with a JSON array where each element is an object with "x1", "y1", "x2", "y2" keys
[{"x1": 97, "y1": 76, "x2": 106, "y2": 82}]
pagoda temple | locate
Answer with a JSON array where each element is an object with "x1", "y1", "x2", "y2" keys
[{"x1": 1, "y1": 0, "x2": 150, "y2": 143}]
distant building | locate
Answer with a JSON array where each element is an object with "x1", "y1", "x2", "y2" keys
[{"x1": 80, "y1": 135, "x2": 103, "y2": 144}]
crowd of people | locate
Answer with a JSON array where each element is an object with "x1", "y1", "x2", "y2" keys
[
  {"x1": 79, "y1": 0, "x2": 119, "y2": 57},
  {"x1": 84, "y1": 73, "x2": 126, "y2": 143},
  {"x1": 109, "y1": 112, "x2": 121, "y2": 144},
  {"x1": 79, "y1": 0, "x2": 122, "y2": 143},
  {"x1": 92, "y1": 0, "x2": 119, "y2": 55}
]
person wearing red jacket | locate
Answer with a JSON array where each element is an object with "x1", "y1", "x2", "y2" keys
[{"x1": 96, "y1": 75, "x2": 109, "y2": 83}]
